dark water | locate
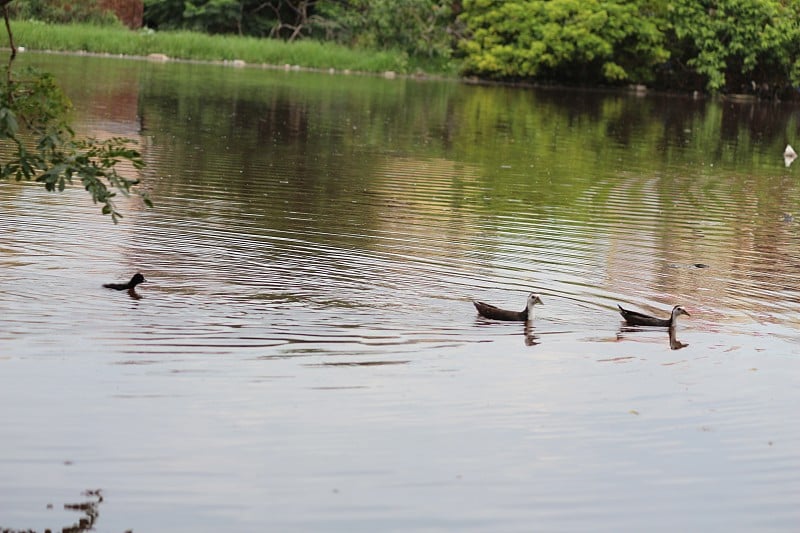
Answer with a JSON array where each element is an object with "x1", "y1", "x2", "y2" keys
[{"x1": 2, "y1": 53, "x2": 800, "y2": 532}]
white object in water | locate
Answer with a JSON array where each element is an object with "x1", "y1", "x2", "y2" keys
[{"x1": 784, "y1": 144, "x2": 797, "y2": 167}]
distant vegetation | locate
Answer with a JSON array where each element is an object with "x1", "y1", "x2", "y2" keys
[
  {"x1": 8, "y1": 0, "x2": 120, "y2": 25},
  {"x1": 459, "y1": 0, "x2": 800, "y2": 97},
  {"x1": 7, "y1": 0, "x2": 800, "y2": 96},
  {"x1": 10, "y1": 20, "x2": 416, "y2": 74}
]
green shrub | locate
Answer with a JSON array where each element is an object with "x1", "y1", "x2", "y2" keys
[
  {"x1": 664, "y1": 0, "x2": 800, "y2": 93},
  {"x1": 458, "y1": 0, "x2": 668, "y2": 84}
]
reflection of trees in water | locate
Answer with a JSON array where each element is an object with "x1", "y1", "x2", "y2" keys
[
  {"x1": 2, "y1": 489, "x2": 111, "y2": 533},
  {"x1": 135, "y1": 64, "x2": 799, "y2": 202},
  {"x1": 126, "y1": 63, "x2": 800, "y2": 316}
]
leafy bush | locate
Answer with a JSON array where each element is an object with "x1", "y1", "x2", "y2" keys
[
  {"x1": 458, "y1": 0, "x2": 800, "y2": 94},
  {"x1": 663, "y1": 0, "x2": 800, "y2": 93},
  {"x1": 458, "y1": 0, "x2": 668, "y2": 84}
]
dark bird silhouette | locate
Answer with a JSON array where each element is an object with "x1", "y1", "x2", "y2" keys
[
  {"x1": 103, "y1": 273, "x2": 146, "y2": 291},
  {"x1": 618, "y1": 304, "x2": 689, "y2": 327},
  {"x1": 474, "y1": 293, "x2": 543, "y2": 321}
]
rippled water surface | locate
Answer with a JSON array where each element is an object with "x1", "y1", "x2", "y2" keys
[{"x1": 2, "y1": 54, "x2": 800, "y2": 532}]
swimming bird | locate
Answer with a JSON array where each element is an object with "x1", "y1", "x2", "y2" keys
[
  {"x1": 103, "y1": 273, "x2": 146, "y2": 291},
  {"x1": 474, "y1": 293, "x2": 543, "y2": 321},
  {"x1": 618, "y1": 304, "x2": 689, "y2": 327}
]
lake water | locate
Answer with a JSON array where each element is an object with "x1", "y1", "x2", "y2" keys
[{"x1": 2, "y1": 53, "x2": 800, "y2": 532}]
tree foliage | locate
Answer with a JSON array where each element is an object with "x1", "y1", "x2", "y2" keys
[
  {"x1": 143, "y1": 0, "x2": 460, "y2": 58},
  {"x1": 144, "y1": 0, "x2": 320, "y2": 39},
  {"x1": 663, "y1": 0, "x2": 800, "y2": 93},
  {"x1": 313, "y1": 0, "x2": 460, "y2": 60},
  {"x1": 12, "y1": 0, "x2": 800, "y2": 95},
  {"x1": 458, "y1": 0, "x2": 800, "y2": 94},
  {"x1": 459, "y1": 0, "x2": 668, "y2": 84},
  {"x1": 8, "y1": 0, "x2": 120, "y2": 25}
]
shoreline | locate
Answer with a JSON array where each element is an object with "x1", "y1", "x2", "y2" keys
[
  {"x1": 4, "y1": 46, "x2": 457, "y2": 83},
  {"x1": 6, "y1": 47, "x2": 788, "y2": 104}
]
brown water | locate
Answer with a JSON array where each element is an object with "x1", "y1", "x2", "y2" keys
[{"x1": 2, "y1": 53, "x2": 800, "y2": 532}]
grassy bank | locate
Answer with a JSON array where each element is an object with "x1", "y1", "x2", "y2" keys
[{"x1": 8, "y1": 20, "x2": 455, "y2": 75}]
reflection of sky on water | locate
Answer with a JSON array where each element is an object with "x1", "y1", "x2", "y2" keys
[{"x1": 1, "y1": 53, "x2": 800, "y2": 532}]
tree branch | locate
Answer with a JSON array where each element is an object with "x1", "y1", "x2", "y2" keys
[{"x1": 3, "y1": 3, "x2": 15, "y2": 85}]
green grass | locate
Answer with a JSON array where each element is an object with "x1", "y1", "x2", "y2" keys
[{"x1": 7, "y1": 20, "x2": 455, "y2": 75}]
